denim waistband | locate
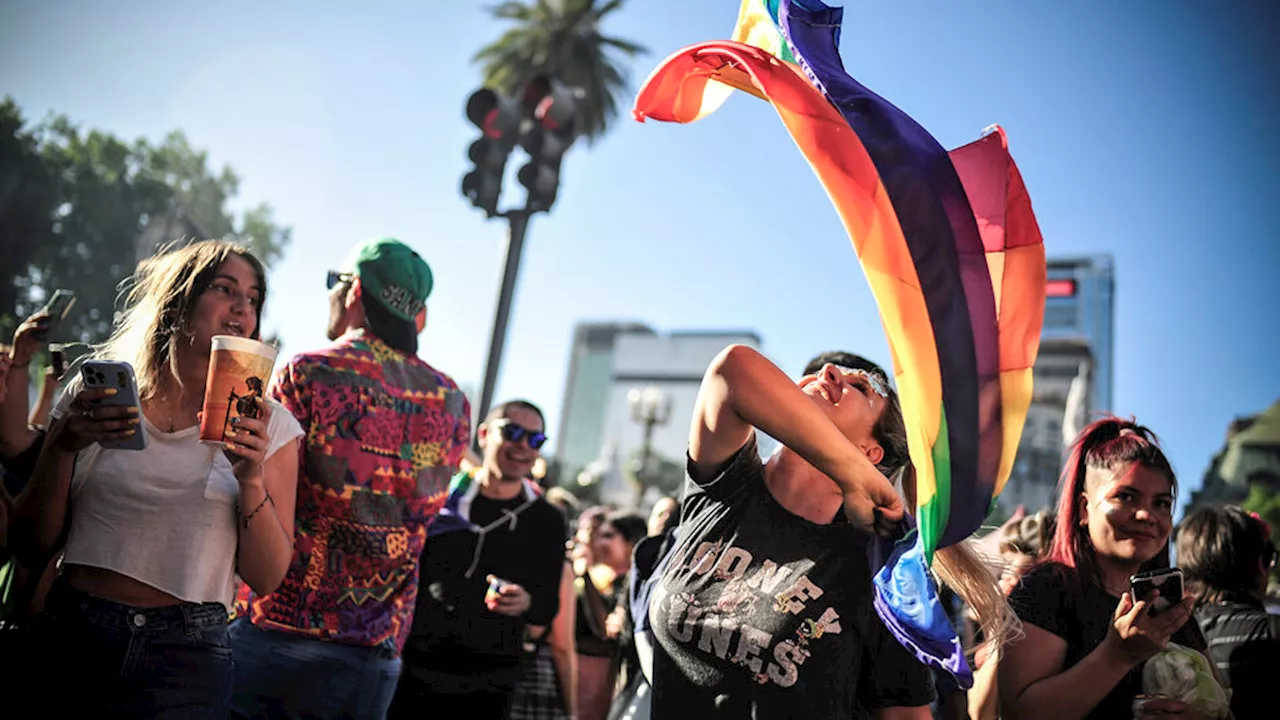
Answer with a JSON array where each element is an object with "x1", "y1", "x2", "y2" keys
[
  {"x1": 233, "y1": 617, "x2": 401, "y2": 661},
  {"x1": 48, "y1": 581, "x2": 230, "y2": 634}
]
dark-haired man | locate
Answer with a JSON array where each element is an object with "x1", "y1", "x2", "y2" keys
[
  {"x1": 391, "y1": 400, "x2": 568, "y2": 719},
  {"x1": 231, "y1": 237, "x2": 472, "y2": 720}
]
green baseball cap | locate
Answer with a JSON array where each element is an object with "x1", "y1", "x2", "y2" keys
[{"x1": 342, "y1": 237, "x2": 433, "y2": 322}]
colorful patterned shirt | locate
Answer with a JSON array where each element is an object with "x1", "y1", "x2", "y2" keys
[{"x1": 236, "y1": 329, "x2": 471, "y2": 654}]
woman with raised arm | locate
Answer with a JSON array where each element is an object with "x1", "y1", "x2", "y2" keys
[
  {"x1": 999, "y1": 417, "x2": 1221, "y2": 720},
  {"x1": 648, "y1": 345, "x2": 1013, "y2": 720},
  {"x1": 10, "y1": 240, "x2": 302, "y2": 718}
]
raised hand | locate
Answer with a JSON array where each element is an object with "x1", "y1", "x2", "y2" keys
[
  {"x1": 1105, "y1": 590, "x2": 1194, "y2": 666},
  {"x1": 52, "y1": 387, "x2": 141, "y2": 453},
  {"x1": 222, "y1": 396, "x2": 272, "y2": 484},
  {"x1": 843, "y1": 472, "x2": 906, "y2": 537},
  {"x1": 11, "y1": 311, "x2": 52, "y2": 367},
  {"x1": 485, "y1": 575, "x2": 532, "y2": 617}
]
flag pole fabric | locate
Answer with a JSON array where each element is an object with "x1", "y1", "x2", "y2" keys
[{"x1": 632, "y1": 0, "x2": 1046, "y2": 688}]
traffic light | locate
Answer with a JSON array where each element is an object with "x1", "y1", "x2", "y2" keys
[
  {"x1": 462, "y1": 88, "x2": 523, "y2": 217},
  {"x1": 517, "y1": 76, "x2": 581, "y2": 213}
]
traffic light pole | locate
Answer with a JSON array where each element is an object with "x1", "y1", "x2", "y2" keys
[
  {"x1": 464, "y1": 76, "x2": 578, "y2": 448},
  {"x1": 474, "y1": 207, "x2": 531, "y2": 447}
]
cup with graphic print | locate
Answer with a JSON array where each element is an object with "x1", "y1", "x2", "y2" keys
[{"x1": 199, "y1": 335, "x2": 278, "y2": 444}]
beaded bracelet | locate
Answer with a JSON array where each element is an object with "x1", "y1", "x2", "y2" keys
[{"x1": 238, "y1": 490, "x2": 274, "y2": 530}]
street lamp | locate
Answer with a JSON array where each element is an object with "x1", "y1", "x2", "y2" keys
[{"x1": 627, "y1": 386, "x2": 672, "y2": 508}]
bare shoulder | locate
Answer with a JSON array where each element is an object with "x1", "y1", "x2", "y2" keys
[
  {"x1": 688, "y1": 344, "x2": 759, "y2": 471},
  {"x1": 998, "y1": 621, "x2": 1069, "y2": 707}
]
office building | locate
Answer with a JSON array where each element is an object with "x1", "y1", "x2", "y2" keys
[
  {"x1": 1003, "y1": 255, "x2": 1115, "y2": 513},
  {"x1": 554, "y1": 322, "x2": 656, "y2": 486},
  {"x1": 1041, "y1": 256, "x2": 1115, "y2": 414},
  {"x1": 555, "y1": 323, "x2": 761, "y2": 507},
  {"x1": 1003, "y1": 338, "x2": 1093, "y2": 512}
]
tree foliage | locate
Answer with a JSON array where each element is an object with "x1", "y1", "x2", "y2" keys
[
  {"x1": 0, "y1": 97, "x2": 291, "y2": 344},
  {"x1": 473, "y1": 0, "x2": 647, "y2": 144},
  {"x1": 1242, "y1": 477, "x2": 1280, "y2": 583}
]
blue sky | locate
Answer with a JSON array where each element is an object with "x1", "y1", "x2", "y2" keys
[{"x1": 2, "y1": 0, "x2": 1277, "y2": 511}]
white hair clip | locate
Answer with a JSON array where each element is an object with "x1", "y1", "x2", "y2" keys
[{"x1": 837, "y1": 365, "x2": 890, "y2": 399}]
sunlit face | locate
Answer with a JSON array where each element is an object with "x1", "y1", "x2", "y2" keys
[
  {"x1": 570, "y1": 513, "x2": 604, "y2": 566},
  {"x1": 592, "y1": 521, "x2": 634, "y2": 573},
  {"x1": 1079, "y1": 463, "x2": 1175, "y2": 566},
  {"x1": 648, "y1": 497, "x2": 678, "y2": 537},
  {"x1": 798, "y1": 363, "x2": 887, "y2": 464},
  {"x1": 190, "y1": 256, "x2": 261, "y2": 351},
  {"x1": 479, "y1": 406, "x2": 544, "y2": 481}
]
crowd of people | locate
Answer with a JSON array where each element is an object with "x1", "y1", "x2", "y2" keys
[{"x1": 0, "y1": 237, "x2": 1277, "y2": 719}]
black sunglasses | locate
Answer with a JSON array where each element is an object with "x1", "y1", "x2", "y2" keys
[
  {"x1": 326, "y1": 271, "x2": 355, "y2": 290},
  {"x1": 493, "y1": 419, "x2": 548, "y2": 450}
]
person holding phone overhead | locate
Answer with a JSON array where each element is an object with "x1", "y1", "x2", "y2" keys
[
  {"x1": 1, "y1": 309, "x2": 65, "y2": 678},
  {"x1": 998, "y1": 417, "x2": 1219, "y2": 720},
  {"x1": 9, "y1": 239, "x2": 303, "y2": 719}
]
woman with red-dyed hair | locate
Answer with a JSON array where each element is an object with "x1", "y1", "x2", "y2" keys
[{"x1": 998, "y1": 417, "x2": 1218, "y2": 720}]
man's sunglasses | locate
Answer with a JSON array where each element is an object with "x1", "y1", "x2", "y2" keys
[
  {"x1": 326, "y1": 271, "x2": 355, "y2": 290},
  {"x1": 492, "y1": 419, "x2": 548, "y2": 450}
]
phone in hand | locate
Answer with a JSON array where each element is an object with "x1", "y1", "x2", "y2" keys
[
  {"x1": 40, "y1": 289, "x2": 77, "y2": 338},
  {"x1": 50, "y1": 344, "x2": 67, "y2": 379},
  {"x1": 486, "y1": 576, "x2": 510, "y2": 606},
  {"x1": 1130, "y1": 567, "x2": 1183, "y2": 615},
  {"x1": 80, "y1": 360, "x2": 147, "y2": 451}
]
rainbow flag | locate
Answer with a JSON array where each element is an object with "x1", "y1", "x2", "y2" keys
[{"x1": 633, "y1": 0, "x2": 1045, "y2": 687}]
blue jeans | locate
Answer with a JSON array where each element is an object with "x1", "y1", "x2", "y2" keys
[
  {"x1": 229, "y1": 619, "x2": 402, "y2": 720},
  {"x1": 40, "y1": 581, "x2": 233, "y2": 719}
]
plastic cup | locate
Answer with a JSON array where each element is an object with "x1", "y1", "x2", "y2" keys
[{"x1": 199, "y1": 335, "x2": 278, "y2": 445}]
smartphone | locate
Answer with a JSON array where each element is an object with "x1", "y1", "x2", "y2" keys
[
  {"x1": 40, "y1": 289, "x2": 77, "y2": 338},
  {"x1": 1130, "y1": 567, "x2": 1183, "y2": 614},
  {"x1": 80, "y1": 360, "x2": 147, "y2": 451},
  {"x1": 486, "y1": 576, "x2": 510, "y2": 606},
  {"x1": 50, "y1": 344, "x2": 66, "y2": 379}
]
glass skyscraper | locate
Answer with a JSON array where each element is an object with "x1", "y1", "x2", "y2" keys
[
  {"x1": 1003, "y1": 255, "x2": 1116, "y2": 512},
  {"x1": 1041, "y1": 255, "x2": 1115, "y2": 414}
]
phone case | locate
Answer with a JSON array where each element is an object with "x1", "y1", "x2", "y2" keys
[
  {"x1": 40, "y1": 290, "x2": 76, "y2": 338},
  {"x1": 43, "y1": 290, "x2": 76, "y2": 320},
  {"x1": 1130, "y1": 568, "x2": 1182, "y2": 612},
  {"x1": 80, "y1": 360, "x2": 147, "y2": 451}
]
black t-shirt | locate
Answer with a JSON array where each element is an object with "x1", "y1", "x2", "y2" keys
[
  {"x1": 403, "y1": 491, "x2": 567, "y2": 690},
  {"x1": 1194, "y1": 598, "x2": 1280, "y2": 720},
  {"x1": 649, "y1": 437, "x2": 936, "y2": 719},
  {"x1": 1008, "y1": 563, "x2": 1208, "y2": 720}
]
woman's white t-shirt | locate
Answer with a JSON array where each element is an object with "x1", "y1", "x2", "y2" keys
[{"x1": 53, "y1": 390, "x2": 303, "y2": 610}]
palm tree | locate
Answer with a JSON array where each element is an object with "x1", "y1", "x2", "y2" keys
[{"x1": 473, "y1": 0, "x2": 648, "y2": 145}]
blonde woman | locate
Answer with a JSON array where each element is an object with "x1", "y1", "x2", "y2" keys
[{"x1": 11, "y1": 240, "x2": 302, "y2": 718}]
